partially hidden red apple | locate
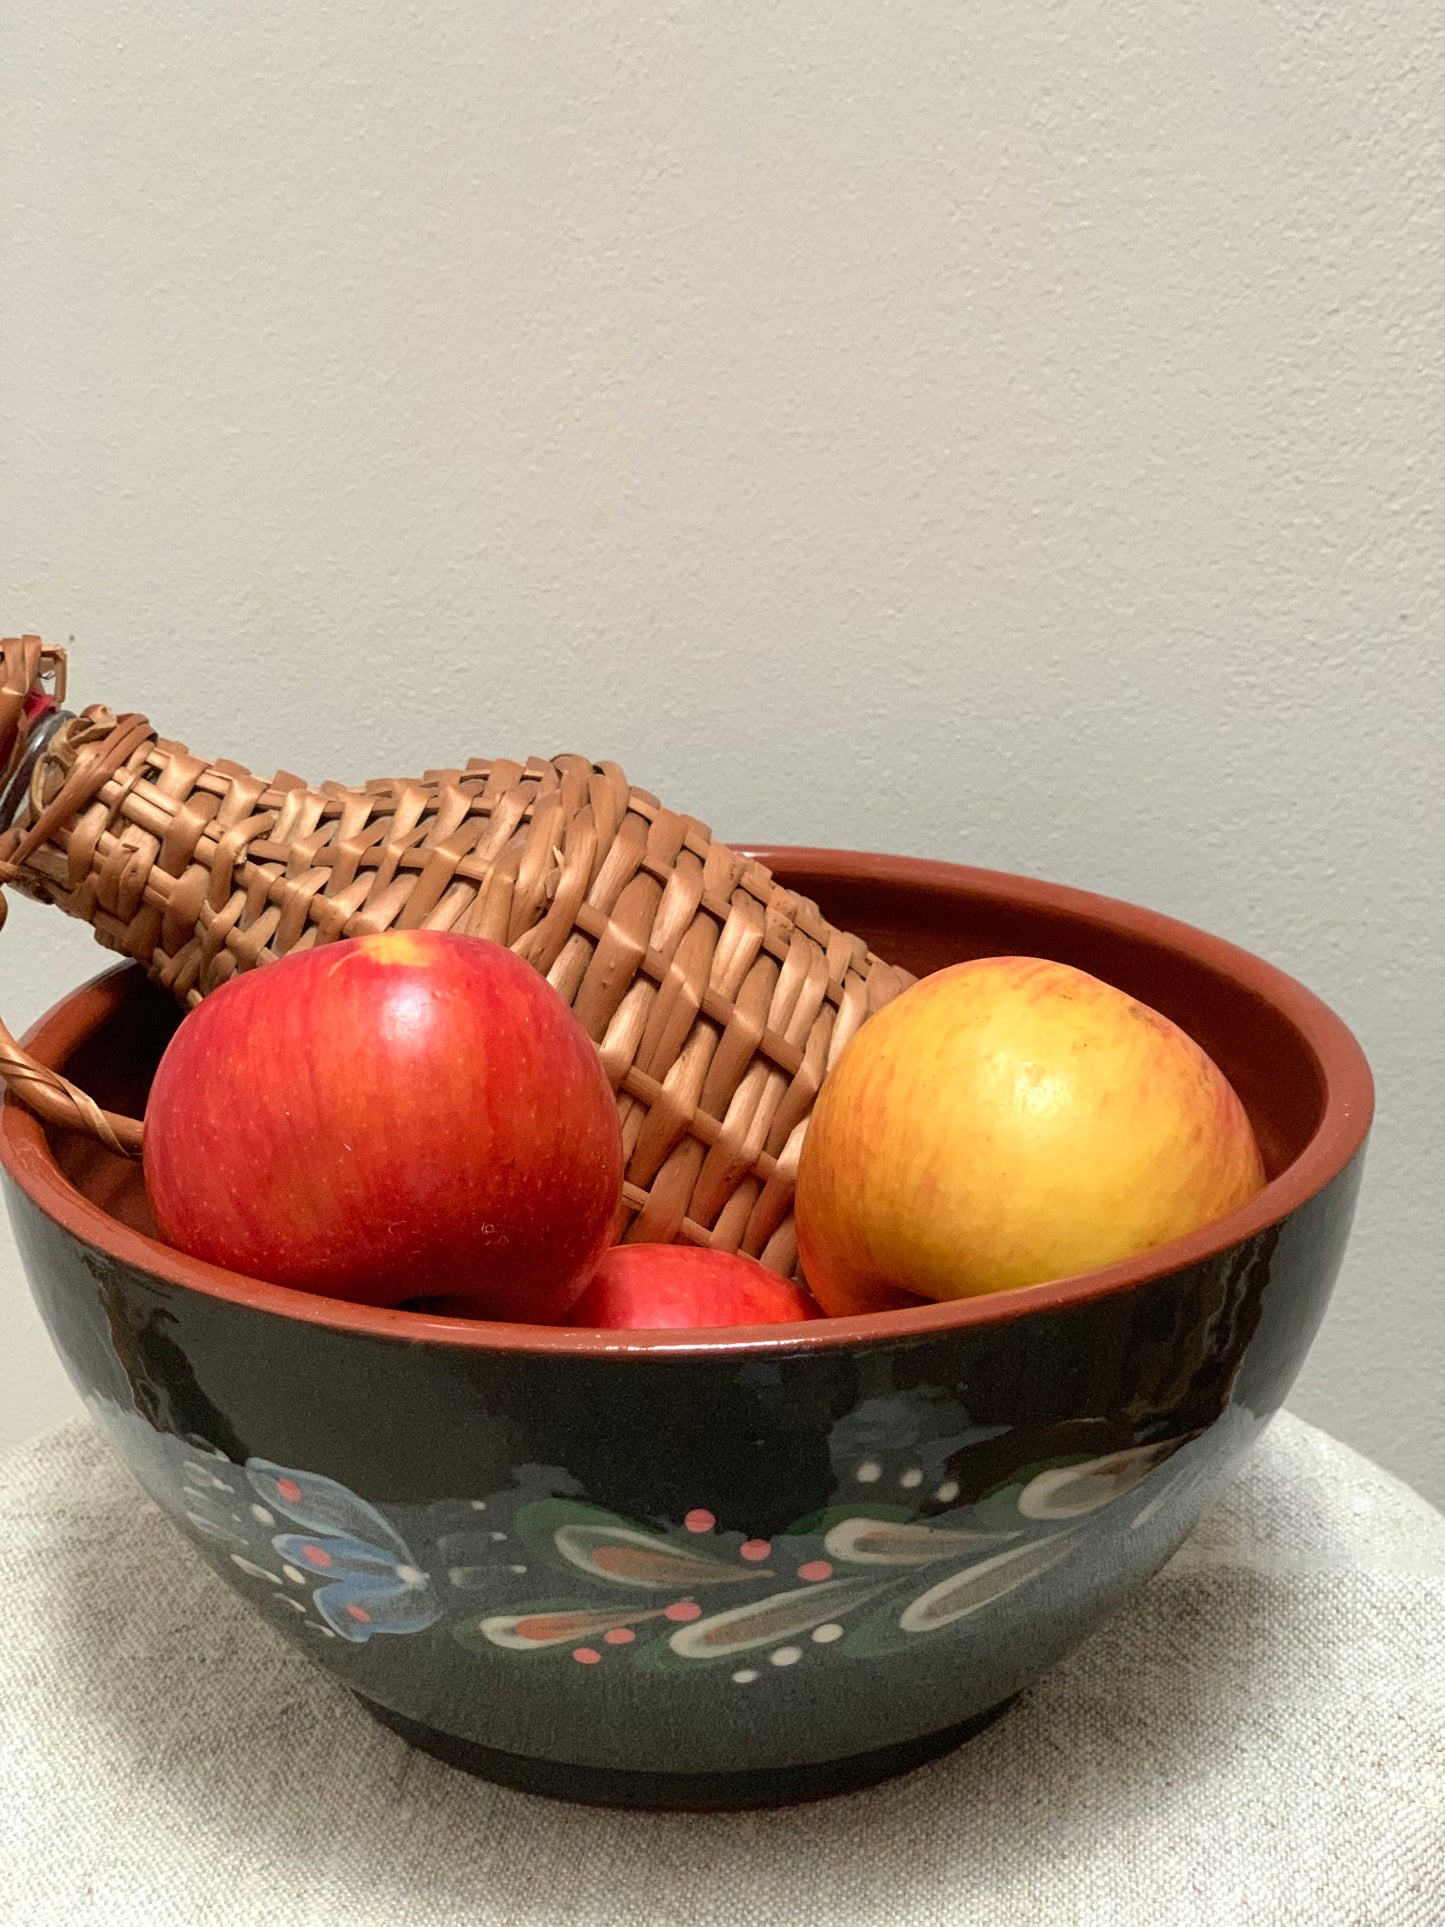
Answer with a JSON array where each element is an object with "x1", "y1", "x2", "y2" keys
[
  {"x1": 144, "y1": 930, "x2": 623, "y2": 1320},
  {"x1": 567, "y1": 1243, "x2": 823, "y2": 1330}
]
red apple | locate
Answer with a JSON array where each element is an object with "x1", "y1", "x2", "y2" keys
[
  {"x1": 797, "y1": 955, "x2": 1266, "y2": 1311},
  {"x1": 144, "y1": 930, "x2": 623, "y2": 1319},
  {"x1": 567, "y1": 1243, "x2": 823, "y2": 1329}
]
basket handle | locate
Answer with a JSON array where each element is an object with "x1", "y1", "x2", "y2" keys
[
  {"x1": 0, "y1": 964, "x2": 145, "y2": 1155},
  {"x1": 0, "y1": 639, "x2": 149, "y2": 1158}
]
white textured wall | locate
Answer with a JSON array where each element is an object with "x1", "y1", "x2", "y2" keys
[{"x1": 2, "y1": 3, "x2": 1441, "y2": 1500}]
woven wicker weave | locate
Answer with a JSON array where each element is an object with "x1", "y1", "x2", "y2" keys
[{"x1": 0, "y1": 637, "x2": 911, "y2": 1275}]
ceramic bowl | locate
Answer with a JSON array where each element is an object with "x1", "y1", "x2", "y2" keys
[{"x1": 0, "y1": 849, "x2": 1372, "y2": 1809}]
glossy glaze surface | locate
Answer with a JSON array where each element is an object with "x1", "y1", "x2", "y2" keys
[{"x1": 0, "y1": 851, "x2": 1371, "y2": 1803}]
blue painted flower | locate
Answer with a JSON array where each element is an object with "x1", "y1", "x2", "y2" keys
[{"x1": 246, "y1": 1459, "x2": 440, "y2": 1643}]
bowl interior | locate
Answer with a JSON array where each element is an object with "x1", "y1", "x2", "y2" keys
[
  {"x1": 40, "y1": 849, "x2": 1341, "y2": 1266},
  {"x1": 763, "y1": 850, "x2": 1329, "y2": 1185}
]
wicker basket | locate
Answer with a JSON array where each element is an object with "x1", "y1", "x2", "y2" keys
[{"x1": 0, "y1": 637, "x2": 911, "y2": 1275}]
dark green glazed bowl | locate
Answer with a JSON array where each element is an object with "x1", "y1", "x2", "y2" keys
[{"x1": 0, "y1": 850, "x2": 1372, "y2": 1809}]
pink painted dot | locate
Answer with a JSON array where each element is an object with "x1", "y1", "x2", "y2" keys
[
  {"x1": 572, "y1": 1647, "x2": 602, "y2": 1664},
  {"x1": 797, "y1": 1560, "x2": 833, "y2": 1582},
  {"x1": 663, "y1": 1600, "x2": 703, "y2": 1622},
  {"x1": 344, "y1": 1604, "x2": 371, "y2": 1623},
  {"x1": 740, "y1": 1539, "x2": 772, "y2": 1562},
  {"x1": 276, "y1": 1477, "x2": 302, "y2": 1503},
  {"x1": 301, "y1": 1543, "x2": 332, "y2": 1568},
  {"x1": 604, "y1": 1628, "x2": 636, "y2": 1645},
  {"x1": 684, "y1": 1508, "x2": 715, "y2": 1533}
]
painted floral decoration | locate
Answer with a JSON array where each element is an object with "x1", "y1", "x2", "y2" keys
[
  {"x1": 440, "y1": 1428, "x2": 1196, "y2": 1685},
  {"x1": 174, "y1": 1439, "x2": 439, "y2": 1644},
  {"x1": 130, "y1": 1385, "x2": 1208, "y2": 1684}
]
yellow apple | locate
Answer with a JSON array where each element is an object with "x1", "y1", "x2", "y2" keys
[{"x1": 795, "y1": 955, "x2": 1265, "y2": 1310}]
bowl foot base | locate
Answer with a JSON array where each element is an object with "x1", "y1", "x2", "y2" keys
[{"x1": 356, "y1": 1693, "x2": 1019, "y2": 1810}]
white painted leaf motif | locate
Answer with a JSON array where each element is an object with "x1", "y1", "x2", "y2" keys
[
  {"x1": 554, "y1": 1525, "x2": 768, "y2": 1588},
  {"x1": 669, "y1": 1579, "x2": 885, "y2": 1659},
  {"x1": 230, "y1": 1555, "x2": 282, "y2": 1584},
  {"x1": 898, "y1": 1536, "x2": 1075, "y2": 1632},
  {"x1": 823, "y1": 1517, "x2": 1018, "y2": 1565},
  {"x1": 479, "y1": 1606, "x2": 666, "y2": 1650},
  {"x1": 1018, "y1": 1440, "x2": 1185, "y2": 1519},
  {"x1": 183, "y1": 1503, "x2": 247, "y2": 1546}
]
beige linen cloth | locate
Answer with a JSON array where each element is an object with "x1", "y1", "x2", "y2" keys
[{"x1": 1, "y1": 1411, "x2": 1441, "y2": 1927}]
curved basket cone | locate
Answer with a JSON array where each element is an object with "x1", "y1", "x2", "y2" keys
[{"x1": 0, "y1": 639, "x2": 911, "y2": 1274}]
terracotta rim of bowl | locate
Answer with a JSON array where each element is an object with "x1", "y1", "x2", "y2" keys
[{"x1": 0, "y1": 848, "x2": 1374, "y2": 1358}]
